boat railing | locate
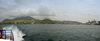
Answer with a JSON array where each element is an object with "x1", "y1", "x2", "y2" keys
[{"x1": 0, "y1": 30, "x2": 14, "y2": 41}]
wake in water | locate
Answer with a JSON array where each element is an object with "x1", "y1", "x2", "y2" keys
[{"x1": 3, "y1": 25, "x2": 25, "y2": 41}]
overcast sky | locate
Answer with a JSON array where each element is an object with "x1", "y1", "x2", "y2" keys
[{"x1": 0, "y1": 0, "x2": 100, "y2": 22}]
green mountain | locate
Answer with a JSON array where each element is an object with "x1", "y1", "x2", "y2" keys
[
  {"x1": 1, "y1": 16, "x2": 37, "y2": 24},
  {"x1": 2, "y1": 16, "x2": 36, "y2": 22},
  {"x1": 0, "y1": 16, "x2": 83, "y2": 24}
]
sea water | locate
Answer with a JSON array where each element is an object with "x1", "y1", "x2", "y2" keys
[{"x1": 0, "y1": 24, "x2": 100, "y2": 41}]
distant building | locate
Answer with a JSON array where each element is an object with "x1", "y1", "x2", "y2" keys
[
  {"x1": 86, "y1": 20, "x2": 97, "y2": 25},
  {"x1": 96, "y1": 21, "x2": 100, "y2": 25}
]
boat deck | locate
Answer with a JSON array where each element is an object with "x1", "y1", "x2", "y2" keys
[{"x1": 0, "y1": 39, "x2": 11, "y2": 41}]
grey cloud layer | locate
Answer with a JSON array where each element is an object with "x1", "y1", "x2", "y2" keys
[
  {"x1": 0, "y1": 0, "x2": 100, "y2": 22},
  {"x1": 0, "y1": 0, "x2": 55, "y2": 22}
]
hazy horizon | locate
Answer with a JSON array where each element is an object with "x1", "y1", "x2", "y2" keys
[{"x1": 0, "y1": 0, "x2": 100, "y2": 22}]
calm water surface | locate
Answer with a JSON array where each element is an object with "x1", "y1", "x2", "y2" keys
[{"x1": 1, "y1": 24, "x2": 100, "y2": 41}]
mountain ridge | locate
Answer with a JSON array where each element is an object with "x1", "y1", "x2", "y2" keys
[{"x1": 0, "y1": 16, "x2": 83, "y2": 24}]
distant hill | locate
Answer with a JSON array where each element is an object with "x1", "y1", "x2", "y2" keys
[
  {"x1": 0, "y1": 16, "x2": 83, "y2": 24},
  {"x1": 12, "y1": 16, "x2": 35, "y2": 20},
  {"x1": 2, "y1": 16, "x2": 36, "y2": 22},
  {"x1": 1, "y1": 16, "x2": 37, "y2": 24},
  {"x1": 2, "y1": 19, "x2": 12, "y2": 22}
]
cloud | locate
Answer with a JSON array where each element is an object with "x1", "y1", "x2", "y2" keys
[
  {"x1": 0, "y1": 0, "x2": 56, "y2": 22},
  {"x1": 0, "y1": 0, "x2": 100, "y2": 22},
  {"x1": 37, "y1": 6, "x2": 55, "y2": 16}
]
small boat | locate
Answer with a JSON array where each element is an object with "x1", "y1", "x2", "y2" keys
[{"x1": 0, "y1": 28, "x2": 14, "y2": 41}]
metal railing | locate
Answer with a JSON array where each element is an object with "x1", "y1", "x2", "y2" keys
[{"x1": 0, "y1": 30, "x2": 14, "y2": 41}]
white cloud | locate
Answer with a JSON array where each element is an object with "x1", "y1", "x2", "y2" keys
[{"x1": 0, "y1": 0, "x2": 100, "y2": 22}]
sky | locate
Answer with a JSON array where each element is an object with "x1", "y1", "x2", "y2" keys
[{"x1": 0, "y1": 0, "x2": 100, "y2": 22}]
